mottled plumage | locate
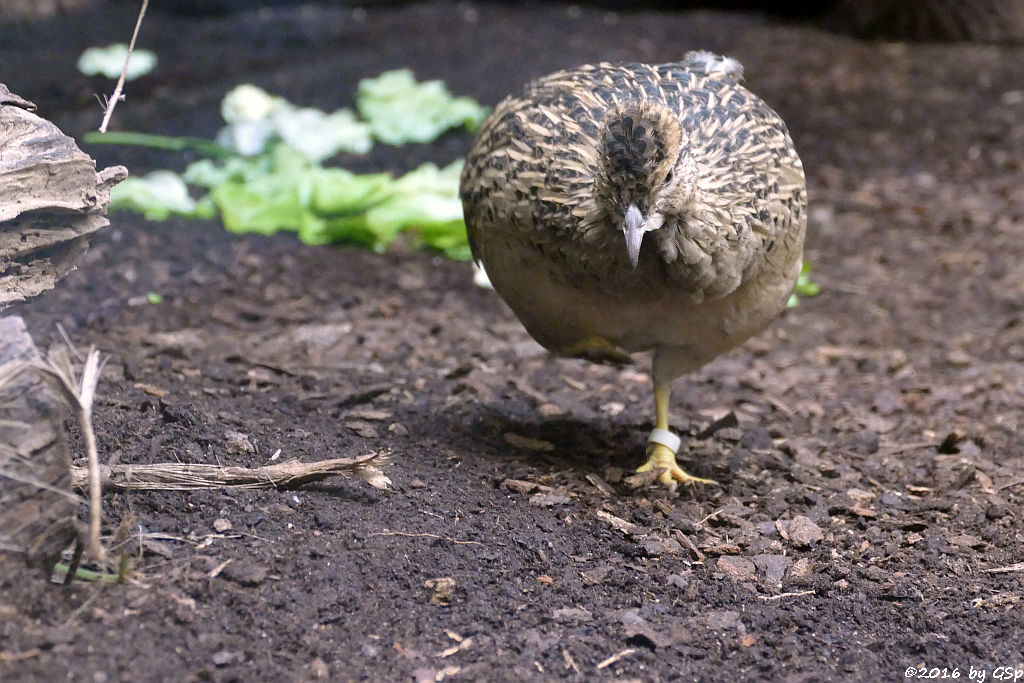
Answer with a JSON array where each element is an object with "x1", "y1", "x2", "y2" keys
[{"x1": 460, "y1": 52, "x2": 807, "y2": 484}]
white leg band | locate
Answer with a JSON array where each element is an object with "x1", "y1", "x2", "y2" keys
[{"x1": 647, "y1": 428, "x2": 681, "y2": 454}]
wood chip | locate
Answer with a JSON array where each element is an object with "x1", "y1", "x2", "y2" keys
[
  {"x1": 529, "y1": 492, "x2": 571, "y2": 507},
  {"x1": 595, "y1": 510, "x2": 639, "y2": 535},
  {"x1": 716, "y1": 556, "x2": 756, "y2": 581},
  {"x1": 983, "y1": 562, "x2": 1024, "y2": 574},
  {"x1": 134, "y1": 382, "x2": 167, "y2": 398},
  {"x1": 425, "y1": 577, "x2": 456, "y2": 605},
  {"x1": 503, "y1": 433, "x2": 555, "y2": 452},
  {"x1": 596, "y1": 648, "x2": 636, "y2": 670},
  {"x1": 673, "y1": 529, "x2": 706, "y2": 561},
  {"x1": 501, "y1": 479, "x2": 552, "y2": 495},
  {"x1": 437, "y1": 636, "x2": 472, "y2": 658},
  {"x1": 585, "y1": 473, "x2": 616, "y2": 497},
  {"x1": 346, "y1": 409, "x2": 392, "y2": 421}
]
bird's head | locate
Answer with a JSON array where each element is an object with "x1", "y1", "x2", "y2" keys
[{"x1": 594, "y1": 101, "x2": 698, "y2": 269}]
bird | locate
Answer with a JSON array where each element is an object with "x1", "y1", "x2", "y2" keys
[{"x1": 459, "y1": 52, "x2": 807, "y2": 486}]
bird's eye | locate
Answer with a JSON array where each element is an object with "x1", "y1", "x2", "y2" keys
[{"x1": 664, "y1": 170, "x2": 674, "y2": 183}]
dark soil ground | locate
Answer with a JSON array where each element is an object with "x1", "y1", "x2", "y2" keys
[{"x1": 3, "y1": 2, "x2": 1024, "y2": 681}]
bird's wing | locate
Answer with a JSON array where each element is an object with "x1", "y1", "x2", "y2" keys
[
  {"x1": 460, "y1": 67, "x2": 610, "y2": 264},
  {"x1": 646, "y1": 63, "x2": 806, "y2": 300}
]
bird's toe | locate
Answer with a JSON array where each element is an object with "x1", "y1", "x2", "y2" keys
[{"x1": 638, "y1": 442, "x2": 718, "y2": 487}]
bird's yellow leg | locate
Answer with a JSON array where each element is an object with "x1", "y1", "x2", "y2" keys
[{"x1": 637, "y1": 380, "x2": 717, "y2": 485}]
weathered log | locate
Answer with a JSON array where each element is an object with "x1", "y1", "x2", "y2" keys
[
  {"x1": 0, "y1": 83, "x2": 127, "y2": 311},
  {"x1": 0, "y1": 316, "x2": 79, "y2": 571}
]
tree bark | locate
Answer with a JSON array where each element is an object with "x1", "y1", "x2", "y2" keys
[
  {"x1": 0, "y1": 83, "x2": 127, "y2": 311},
  {"x1": 0, "y1": 316, "x2": 79, "y2": 571},
  {"x1": 0, "y1": 84, "x2": 123, "y2": 572}
]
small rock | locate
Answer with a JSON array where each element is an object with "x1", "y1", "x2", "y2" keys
[
  {"x1": 212, "y1": 650, "x2": 237, "y2": 667},
  {"x1": 223, "y1": 430, "x2": 255, "y2": 455},
  {"x1": 879, "y1": 492, "x2": 907, "y2": 509},
  {"x1": 412, "y1": 667, "x2": 438, "y2": 683},
  {"x1": 537, "y1": 403, "x2": 564, "y2": 417},
  {"x1": 945, "y1": 349, "x2": 972, "y2": 367},
  {"x1": 213, "y1": 518, "x2": 232, "y2": 533},
  {"x1": 752, "y1": 555, "x2": 791, "y2": 584},
  {"x1": 846, "y1": 488, "x2": 874, "y2": 505},
  {"x1": 789, "y1": 557, "x2": 816, "y2": 578},
  {"x1": 948, "y1": 533, "x2": 984, "y2": 549},
  {"x1": 388, "y1": 422, "x2": 409, "y2": 436},
  {"x1": 716, "y1": 556, "x2": 756, "y2": 581},
  {"x1": 551, "y1": 607, "x2": 592, "y2": 623},
  {"x1": 937, "y1": 431, "x2": 965, "y2": 454},
  {"x1": 667, "y1": 572, "x2": 691, "y2": 589},
  {"x1": 986, "y1": 504, "x2": 1008, "y2": 520},
  {"x1": 716, "y1": 427, "x2": 744, "y2": 442},
  {"x1": 641, "y1": 535, "x2": 682, "y2": 556},
  {"x1": 785, "y1": 516, "x2": 824, "y2": 548},
  {"x1": 702, "y1": 609, "x2": 743, "y2": 631},
  {"x1": 618, "y1": 609, "x2": 671, "y2": 648},
  {"x1": 853, "y1": 430, "x2": 880, "y2": 454},
  {"x1": 425, "y1": 577, "x2": 456, "y2": 605},
  {"x1": 529, "y1": 492, "x2": 571, "y2": 507},
  {"x1": 740, "y1": 428, "x2": 773, "y2": 451},
  {"x1": 600, "y1": 401, "x2": 625, "y2": 416},
  {"x1": 310, "y1": 657, "x2": 329, "y2": 679},
  {"x1": 222, "y1": 561, "x2": 268, "y2": 587},
  {"x1": 346, "y1": 421, "x2": 379, "y2": 438}
]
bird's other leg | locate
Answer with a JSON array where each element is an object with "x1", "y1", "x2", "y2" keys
[{"x1": 637, "y1": 350, "x2": 717, "y2": 486}]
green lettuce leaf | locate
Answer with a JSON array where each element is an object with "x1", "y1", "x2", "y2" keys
[
  {"x1": 109, "y1": 171, "x2": 214, "y2": 220},
  {"x1": 356, "y1": 69, "x2": 488, "y2": 145}
]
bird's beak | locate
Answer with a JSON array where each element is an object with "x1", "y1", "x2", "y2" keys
[{"x1": 623, "y1": 204, "x2": 644, "y2": 269}]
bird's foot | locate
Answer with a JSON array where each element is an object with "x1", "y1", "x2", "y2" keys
[{"x1": 638, "y1": 430, "x2": 717, "y2": 486}]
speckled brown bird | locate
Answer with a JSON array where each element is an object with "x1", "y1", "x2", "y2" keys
[{"x1": 460, "y1": 52, "x2": 806, "y2": 485}]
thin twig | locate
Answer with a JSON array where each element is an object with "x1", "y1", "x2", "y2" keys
[
  {"x1": 757, "y1": 590, "x2": 816, "y2": 601},
  {"x1": 98, "y1": 0, "x2": 149, "y2": 132},
  {"x1": 69, "y1": 454, "x2": 390, "y2": 491},
  {"x1": 596, "y1": 649, "x2": 636, "y2": 670},
  {"x1": 77, "y1": 349, "x2": 104, "y2": 561}
]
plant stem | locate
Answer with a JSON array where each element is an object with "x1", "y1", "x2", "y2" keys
[{"x1": 82, "y1": 131, "x2": 235, "y2": 158}]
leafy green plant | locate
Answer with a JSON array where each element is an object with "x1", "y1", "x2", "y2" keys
[
  {"x1": 788, "y1": 262, "x2": 821, "y2": 307},
  {"x1": 78, "y1": 43, "x2": 158, "y2": 80},
  {"x1": 88, "y1": 70, "x2": 488, "y2": 259}
]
